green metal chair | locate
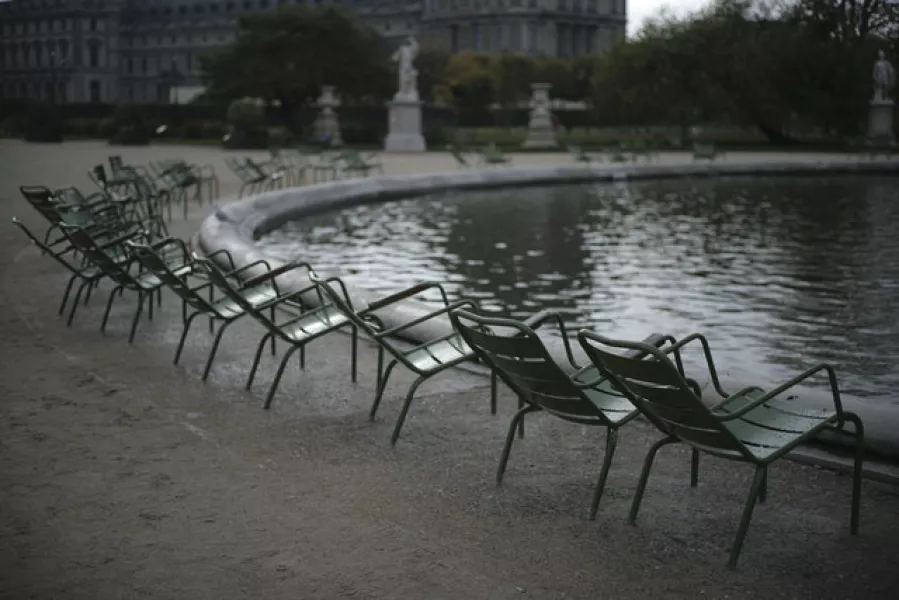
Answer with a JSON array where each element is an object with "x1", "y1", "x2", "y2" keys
[
  {"x1": 446, "y1": 144, "x2": 473, "y2": 169},
  {"x1": 692, "y1": 142, "x2": 721, "y2": 162},
  {"x1": 60, "y1": 224, "x2": 192, "y2": 343},
  {"x1": 337, "y1": 151, "x2": 384, "y2": 178},
  {"x1": 201, "y1": 259, "x2": 358, "y2": 409},
  {"x1": 225, "y1": 157, "x2": 287, "y2": 198},
  {"x1": 477, "y1": 144, "x2": 512, "y2": 167},
  {"x1": 128, "y1": 242, "x2": 281, "y2": 380},
  {"x1": 577, "y1": 330, "x2": 865, "y2": 569},
  {"x1": 450, "y1": 308, "x2": 672, "y2": 518},
  {"x1": 568, "y1": 145, "x2": 595, "y2": 164},
  {"x1": 12, "y1": 217, "x2": 107, "y2": 324},
  {"x1": 309, "y1": 272, "x2": 498, "y2": 445}
]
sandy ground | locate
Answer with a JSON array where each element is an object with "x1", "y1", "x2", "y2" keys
[{"x1": 1, "y1": 140, "x2": 898, "y2": 599}]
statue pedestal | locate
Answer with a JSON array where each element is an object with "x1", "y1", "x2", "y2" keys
[
  {"x1": 523, "y1": 82, "x2": 558, "y2": 149},
  {"x1": 384, "y1": 97, "x2": 426, "y2": 153},
  {"x1": 867, "y1": 100, "x2": 895, "y2": 145},
  {"x1": 313, "y1": 85, "x2": 343, "y2": 147}
]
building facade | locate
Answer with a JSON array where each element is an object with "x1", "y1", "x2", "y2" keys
[{"x1": 0, "y1": 0, "x2": 626, "y2": 104}]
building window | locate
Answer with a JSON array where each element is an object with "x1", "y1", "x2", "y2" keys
[
  {"x1": 473, "y1": 23, "x2": 481, "y2": 51},
  {"x1": 127, "y1": 58, "x2": 133, "y2": 73},
  {"x1": 89, "y1": 80, "x2": 101, "y2": 103},
  {"x1": 141, "y1": 57, "x2": 147, "y2": 73},
  {"x1": 90, "y1": 19, "x2": 98, "y2": 31},
  {"x1": 528, "y1": 22, "x2": 539, "y2": 53},
  {"x1": 450, "y1": 25, "x2": 459, "y2": 53},
  {"x1": 89, "y1": 44, "x2": 99, "y2": 68}
]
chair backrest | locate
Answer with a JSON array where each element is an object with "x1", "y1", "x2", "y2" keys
[
  {"x1": 129, "y1": 242, "x2": 212, "y2": 313},
  {"x1": 20, "y1": 185, "x2": 64, "y2": 224},
  {"x1": 109, "y1": 155, "x2": 124, "y2": 173},
  {"x1": 224, "y1": 157, "x2": 256, "y2": 183},
  {"x1": 200, "y1": 259, "x2": 283, "y2": 333},
  {"x1": 577, "y1": 332, "x2": 750, "y2": 458},
  {"x1": 11, "y1": 217, "x2": 81, "y2": 274},
  {"x1": 89, "y1": 164, "x2": 109, "y2": 189},
  {"x1": 60, "y1": 224, "x2": 136, "y2": 286},
  {"x1": 450, "y1": 309, "x2": 613, "y2": 423}
]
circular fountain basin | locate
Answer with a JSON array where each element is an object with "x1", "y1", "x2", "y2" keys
[{"x1": 197, "y1": 160, "x2": 899, "y2": 459}]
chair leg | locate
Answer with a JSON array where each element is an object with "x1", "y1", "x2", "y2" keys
[
  {"x1": 496, "y1": 404, "x2": 540, "y2": 485},
  {"x1": 299, "y1": 344, "x2": 305, "y2": 369},
  {"x1": 58, "y1": 275, "x2": 78, "y2": 316},
  {"x1": 628, "y1": 436, "x2": 678, "y2": 525},
  {"x1": 390, "y1": 375, "x2": 427, "y2": 446},
  {"x1": 690, "y1": 448, "x2": 700, "y2": 487},
  {"x1": 66, "y1": 280, "x2": 91, "y2": 326},
  {"x1": 589, "y1": 427, "x2": 619, "y2": 520},
  {"x1": 370, "y1": 359, "x2": 398, "y2": 420},
  {"x1": 201, "y1": 319, "x2": 233, "y2": 382},
  {"x1": 842, "y1": 412, "x2": 865, "y2": 534},
  {"x1": 489, "y1": 369, "x2": 497, "y2": 415},
  {"x1": 246, "y1": 333, "x2": 273, "y2": 390},
  {"x1": 264, "y1": 345, "x2": 301, "y2": 410},
  {"x1": 517, "y1": 394, "x2": 526, "y2": 438},
  {"x1": 727, "y1": 465, "x2": 767, "y2": 570},
  {"x1": 128, "y1": 292, "x2": 146, "y2": 344},
  {"x1": 758, "y1": 467, "x2": 768, "y2": 503},
  {"x1": 174, "y1": 311, "x2": 201, "y2": 365},
  {"x1": 269, "y1": 307, "x2": 277, "y2": 355},
  {"x1": 350, "y1": 326, "x2": 358, "y2": 382},
  {"x1": 83, "y1": 280, "x2": 95, "y2": 305},
  {"x1": 376, "y1": 345, "x2": 384, "y2": 390},
  {"x1": 100, "y1": 285, "x2": 123, "y2": 332}
]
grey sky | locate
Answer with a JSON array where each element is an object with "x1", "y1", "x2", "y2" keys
[{"x1": 627, "y1": 0, "x2": 712, "y2": 36}]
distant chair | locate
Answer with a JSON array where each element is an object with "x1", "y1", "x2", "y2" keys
[{"x1": 692, "y1": 142, "x2": 721, "y2": 162}]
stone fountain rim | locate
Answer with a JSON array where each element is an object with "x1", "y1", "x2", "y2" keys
[{"x1": 195, "y1": 159, "x2": 899, "y2": 461}]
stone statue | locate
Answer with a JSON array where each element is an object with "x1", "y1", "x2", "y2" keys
[
  {"x1": 391, "y1": 36, "x2": 419, "y2": 100},
  {"x1": 872, "y1": 50, "x2": 895, "y2": 103}
]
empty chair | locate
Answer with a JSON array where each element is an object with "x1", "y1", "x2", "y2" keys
[
  {"x1": 12, "y1": 217, "x2": 106, "y2": 325},
  {"x1": 201, "y1": 259, "x2": 357, "y2": 408},
  {"x1": 577, "y1": 330, "x2": 865, "y2": 569},
  {"x1": 129, "y1": 242, "x2": 285, "y2": 381},
  {"x1": 451, "y1": 308, "x2": 671, "y2": 518},
  {"x1": 61, "y1": 224, "x2": 193, "y2": 342},
  {"x1": 310, "y1": 272, "x2": 497, "y2": 445}
]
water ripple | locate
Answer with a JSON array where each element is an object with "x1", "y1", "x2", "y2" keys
[{"x1": 257, "y1": 176, "x2": 899, "y2": 402}]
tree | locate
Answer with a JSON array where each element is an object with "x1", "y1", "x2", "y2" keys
[
  {"x1": 442, "y1": 52, "x2": 497, "y2": 124},
  {"x1": 200, "y1": 6, "x2": 392, "y2": 131},
  {"x1": 415, "y1": 46, "x2": 452, "y2": 103}
]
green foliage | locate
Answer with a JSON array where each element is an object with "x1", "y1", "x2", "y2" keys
[
  {"x1": 23, "y1": 103, "x2": 64, "y2": 143},
  {"x1": 109, "y1": 106, "x2": 149, "y2": 145},
  {"x1": 226, "y1": 98, "x2": 265, "y2": 130},
  {"x1": 201, "y1": 5, "x2": 392, "y2": 118},
  {"x1": 593, "y1": 0, "x2": 899, "y2": 141},
  {"x1": 443, "y1": 52, "x2": 497, "y2": 122},
  {"x1": 0, "y1": 112, "x2": 26, "y2": 137},
  {"x1": 267, "y1": 126, "x2": 295, "y2": 148}
]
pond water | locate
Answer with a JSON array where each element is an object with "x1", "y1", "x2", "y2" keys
[{"x1": 257, "y1": 176, "x2": 899, "y2": 402}]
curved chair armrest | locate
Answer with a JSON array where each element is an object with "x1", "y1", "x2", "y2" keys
[
  {"x1": 523, "y1": 309, "x2": 581, "y2": 369},
  {"x1": 573, "y1": 332, "x2": 676, "y2": 389},
  {"x1": 659, "y1": 332, "x2": 730, "y2": 399},
  {"x1": 150, "y1": 237, "x2": 191, "y2": 265},
  {"x1": 363, "y1": 281, "x2": 451, "y2": 313},
  {"x1": 374, "y1": 299, "x2": 479, "y2": 338},
  {"x1": 204, "y1": 248, "x2": 237, "y2": 272},
  {"x1": 240, "y1": 260, "x2": 313, "y2": 290},
  {"x1": 715, "y1": 363, "x2": 843, "y2": 422}
]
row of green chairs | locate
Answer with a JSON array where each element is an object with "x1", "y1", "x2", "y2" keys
[
  {"x1": 448, "y1": 310, "x2": 864, "y2": 569},
  {"x1": 14, "y1": 199, "x2": 866, "y2": 569}
]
